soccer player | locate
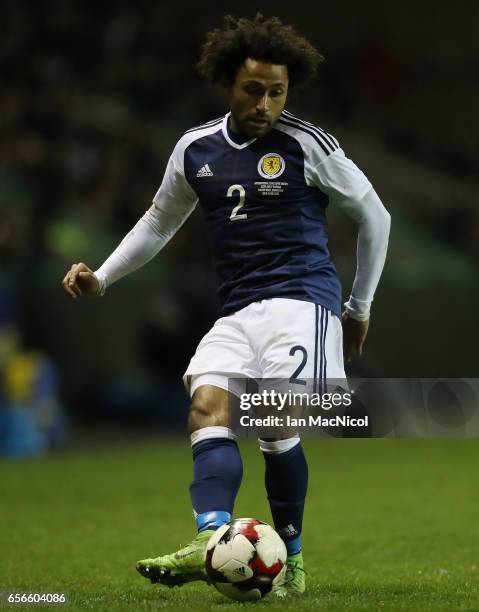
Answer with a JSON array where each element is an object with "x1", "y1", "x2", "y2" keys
[{"x1": 62, "y1": 14, "x2": 390, "y2": 597}]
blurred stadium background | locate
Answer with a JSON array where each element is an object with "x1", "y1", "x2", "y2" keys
[{"x1": 1, "y1": 1, "x2": 477, "y2": 449}]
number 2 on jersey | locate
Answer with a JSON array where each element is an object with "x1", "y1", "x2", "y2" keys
[{"x1": 228, "y1": 184, "x2": 247, "y2": 221}]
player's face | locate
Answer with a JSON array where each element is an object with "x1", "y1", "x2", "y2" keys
[{"x1": 227, "y1": 58, "x2": 289, "y2": 138}]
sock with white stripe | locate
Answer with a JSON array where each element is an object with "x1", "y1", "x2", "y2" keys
[
  {"x1": 260, "y1": 436, "x2": 308, "y2": 555},
  {"x1": 190, "y1": 426, "x2": 243, "y2": 532}
]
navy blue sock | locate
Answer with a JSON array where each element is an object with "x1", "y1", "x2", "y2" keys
[
  {"x1": 263, "y1": 442, "x2": 308, "y2": 555},
  {"x1": 190, "y1": 437, "x2": 243, "y2": 532}
]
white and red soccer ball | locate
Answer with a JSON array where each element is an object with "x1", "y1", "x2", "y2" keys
[{"x1": 204, "y1": 517, "x2": 287, "y2": 601}]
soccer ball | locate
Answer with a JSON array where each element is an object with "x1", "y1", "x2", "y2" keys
[{"x1": 204, "y1": 517, "x2": 287, "y2": 601}]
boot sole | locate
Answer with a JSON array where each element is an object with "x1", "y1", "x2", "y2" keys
[{"x1": 137, "y1": 565, "x2": 206, "y2": 587}]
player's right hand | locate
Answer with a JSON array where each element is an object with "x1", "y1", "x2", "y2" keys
[{"x1": 62, "y1": 262, "x2": 100, "y2": 299}]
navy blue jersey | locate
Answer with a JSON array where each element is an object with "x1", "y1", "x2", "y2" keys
[{"x1": 152, "y1": 110, "x2": 372, "y2": 318}]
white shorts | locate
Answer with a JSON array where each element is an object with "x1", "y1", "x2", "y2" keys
[{"x1": 183, "y1": 298, "x2": 346, "y2": 397}]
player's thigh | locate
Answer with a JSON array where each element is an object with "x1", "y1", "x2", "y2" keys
[
  {"x1": 184, "y1": 315, "x2": 260, "y2": 385},
  {"x1": 184, "y1": 313, "x2": 261, "y2": 412}
]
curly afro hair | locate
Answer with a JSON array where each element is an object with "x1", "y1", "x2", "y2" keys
[{"x1": 197, "y1": 14, "x2": 324, "y2": 90}]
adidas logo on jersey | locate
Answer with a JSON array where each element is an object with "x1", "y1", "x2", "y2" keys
[{"x1": 196, "y1": 164, "x2": 213, "y2": 177}]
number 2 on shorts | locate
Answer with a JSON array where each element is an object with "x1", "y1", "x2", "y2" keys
[{"x1": 289, "y1": 345, "x2": 308, "y2": 385}]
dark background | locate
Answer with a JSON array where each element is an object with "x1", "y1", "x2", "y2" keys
[{"x1": 1, "y1": 0, "x2": 478, "y2": 432}]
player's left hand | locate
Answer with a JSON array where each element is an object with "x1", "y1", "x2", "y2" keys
[{"x1": 341, "y1": 311, "x2": 369, "y2": 362}]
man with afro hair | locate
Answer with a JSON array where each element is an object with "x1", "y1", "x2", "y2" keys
[{"x1": 63, "y1": 14, "x2": 390, "y2": 597}]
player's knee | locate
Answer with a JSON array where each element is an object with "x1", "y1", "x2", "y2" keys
[
  {"x1": 189, "y1": 394, "x2": 211, "y2": 426},
  {"x1": 188, "y1": 385, "x2": 229, "y2": 432}
]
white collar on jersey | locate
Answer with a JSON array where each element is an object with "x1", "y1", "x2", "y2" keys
[{"x1": 222, "y1": 113, "x2": 258, "y2": 150}]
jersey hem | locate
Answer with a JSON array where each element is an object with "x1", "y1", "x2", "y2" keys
[{"x1": 219, "y1": 294, "x2": 342, "y2": 320}]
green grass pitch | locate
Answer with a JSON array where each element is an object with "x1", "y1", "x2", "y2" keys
[{"x1": 1, "y1": 438, "x2": 478, "y2": 611}]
